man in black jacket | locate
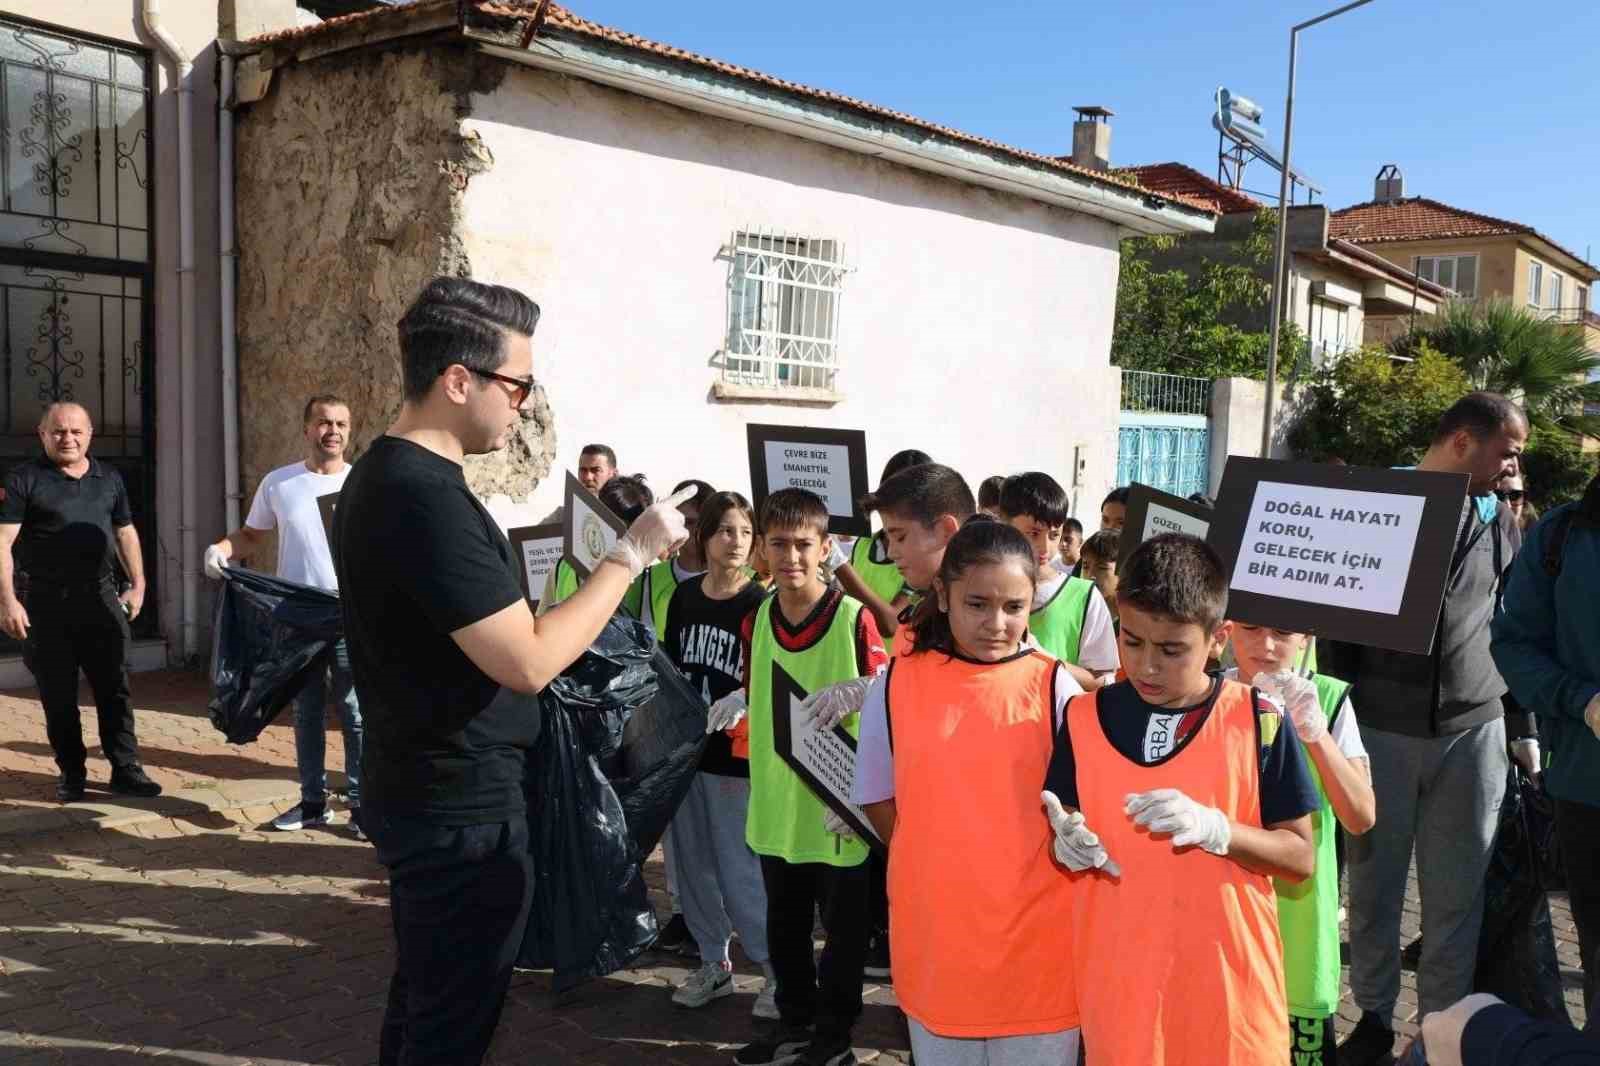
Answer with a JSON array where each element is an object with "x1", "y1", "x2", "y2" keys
[{"x1": 1331, "y1": 392, "x2": 1528, "y2": 1065}]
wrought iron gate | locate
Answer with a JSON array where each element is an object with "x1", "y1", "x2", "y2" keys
[{"x1": 1115, "y1": 371, "x2": 1211, "y2": 499}]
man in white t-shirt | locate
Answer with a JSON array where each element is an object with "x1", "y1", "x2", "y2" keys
[{"x1": 204, "y1": 395, "x2": 363, "y2": 836}]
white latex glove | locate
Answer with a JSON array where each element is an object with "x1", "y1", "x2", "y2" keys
[
  {"x1": 1125, "y1": 788, "x2": 1231, "y2": 856},
  {"x1": 1586, "y1": 692, "x2": 1600, "y2": 741},
  {"x1": 203, "y1": 544, "x2": 229, "y2": 581},
  {"x1": 606, "y1": 486, "x2": 696, "y2": 579},
  {"x1": 706, "y1": 690, "x2": 747, "y2": 734},
  {"x1": 1416, "y1": 992, "x2": 1504, "y2": 1066},
  {"x1": 822, "y1": 807, "x2": 857, "y2": 839},
  {"x1": 1042, "y1": 790, "x2": 1119, "y2": 874},
  {"x1": 826, "y1": 536, "x2": 852, "y2": 574},
  {"x1": 802, "y1": 677, "x2": 873, "y2": 732},
  {"x1": 1510, "y1": 737, "x2": 1541, "y2": 776},
  {"x1": 1253, "y1": 670, "x2": 1326, "y2": 745}
]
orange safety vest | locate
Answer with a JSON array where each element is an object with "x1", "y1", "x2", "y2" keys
[
  {"x1": 1065, "y1": 680, "x2": 1288, "y2": 1066},
  {"x1": 887, "y1": 649, "x2": 1078, "y2": 1037}
]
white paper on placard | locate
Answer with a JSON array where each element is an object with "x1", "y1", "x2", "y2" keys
[
  {"x1": 570, "y1": 494, "x2": 620, "y2": 573},
  {"x1": 519, "y1": 536, "x2": 563, "y2": 599},
  {"x1": 780, "y1": 679, "x2": 883, "y2": 847},
  {"x1": 763, "y1": 439, "x2": 854, "y2": 520},
  {"x1": 1230, "y1": 480, "x2": 1427, "y2": 615},
  {"x1": 1144, "y1": 501, "x2": 1210, "y2": 542}
]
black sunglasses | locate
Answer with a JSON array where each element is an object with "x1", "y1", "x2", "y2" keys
[
  {"x1": 1496, "y1": 489, "x2": 1525, "y2": 502},
  {"x1": 464, "y1": 367, "x2": 535, "y2": 406}
]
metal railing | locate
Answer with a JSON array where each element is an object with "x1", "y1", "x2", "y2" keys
[
  {"x1": 1120, "y1": 370, "x2": 1212, "y2": 415},
  {"x1": 1541, "y1": 306, "x2": 1600, "y2": 328}
]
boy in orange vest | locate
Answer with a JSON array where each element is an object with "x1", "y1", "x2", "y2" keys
[{"x1": 1040, "y1": 532, "x2": 1318, "y2": 1066}]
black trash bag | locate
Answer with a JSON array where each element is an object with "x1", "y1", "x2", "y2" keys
[
  {"x1": 520, "y1": 615, "x2": 707, "y2": 990},
  {"x1": 1473, "y1": 765, "x2": 1572, "y2": 1025},
  {"x1": 207, "y1": 567, "x2": 343, "y2": 744}
]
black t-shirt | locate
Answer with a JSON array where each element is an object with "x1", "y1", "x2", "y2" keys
[
  {"x1": 0, "y1": 458, "x2": 132, "y2": 585},
  {"x1": 663, "y1": 576, "x2": 767, "y2": 777},
  {"x1": 334, "y1": 435, "x2": 532, "y2": 825},
  {"x1": 1043, "y1": 676, "x2": 1318, "y2": 827}
]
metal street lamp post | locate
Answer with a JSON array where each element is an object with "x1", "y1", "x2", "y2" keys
[{"x1": 1260, "y1": 0, "x2": 1378, "y2": 458}]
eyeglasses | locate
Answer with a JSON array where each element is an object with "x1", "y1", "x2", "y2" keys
[
  {"x1": 465, "y1": 367, "x2": 536, "y2": 407},
  {"x1": 1496, "y1": 490, "x2": 1525, "y2": 502}
]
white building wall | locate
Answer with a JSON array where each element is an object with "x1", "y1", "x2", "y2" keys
[{"x1": 460, "y1": 66, "x2": 1124, "y2": 524}]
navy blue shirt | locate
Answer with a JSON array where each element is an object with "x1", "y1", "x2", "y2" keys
[{"x1": 0, "y1": 458, "x2": 132, "y2": 584}]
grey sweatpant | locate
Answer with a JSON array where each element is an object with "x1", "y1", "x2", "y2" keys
[
  {"x1": 1348, "y1": 717, "x2": 1507, "y2": 1021},
  {"x1": 907, "y1": 1018, "x2": 1080, "y2": 1065},
  {"x1": 668, "y1": 771, "x2": 769, "y2": 966}
]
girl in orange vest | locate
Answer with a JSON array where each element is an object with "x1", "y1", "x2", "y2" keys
[{"x1": 850, "y1": 517, "x2": 1086, "y2": 1065}]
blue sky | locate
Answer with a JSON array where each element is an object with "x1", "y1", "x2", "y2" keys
[{"x1": 578, "y1": 0, "x2": 1598, "y2": 264}]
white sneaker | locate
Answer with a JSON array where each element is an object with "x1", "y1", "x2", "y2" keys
[
  {"x1": 672, "y1": 960, "x2": 734, "y2": 1008},
  {"x1": 752, "y1": 976, "x2": 779, "y2": 1020},
  {"x1": 271, "y1": 804, "x2": 331, "y2": 831}
]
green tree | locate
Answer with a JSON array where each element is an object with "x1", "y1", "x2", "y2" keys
[
  {"x1": 1288, "y1": 343, "x2": 1470, "y2": 466},
  {"x1": 1519, "y1": 427, "x2": 1597, "y2": 510}
]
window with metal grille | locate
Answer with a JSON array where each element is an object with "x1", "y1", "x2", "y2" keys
[{"x1": 723, "y1": 229, "x2": 845, "y2": 392}]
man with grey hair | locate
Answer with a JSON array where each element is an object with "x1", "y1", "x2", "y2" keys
[{"x1": 0, "y1": 402, "x2": 159, "y2": 802}]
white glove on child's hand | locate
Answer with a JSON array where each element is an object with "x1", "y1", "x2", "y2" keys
[
  {"x1": 1586, "y1": 692, "x2": 1600, "y2": 741},
  {"x1": 802, "y1": 677, "x2": 874, "y2": 732},
  {"x1": 706, "y1": 691, "x2": 747, "y2": 734},
  {"x1": 606, "y1": 486, "x2": 696, "y2": 579},
  {"x1": 1253, "y1": 670, "x2": 1326, "y2": 745},
  {"x1": 822, "y1": 807, "x2": 857, "y2": 839},
  {"x1": 1125, "y1": 788, "x2": 1232, "y2": 856},
  {"x1": 203, "y1": 544, "x2": 229, "y2": 581},
  {"x1": 1042, "y1": 791, "x2": 1116, "y2": 873},
  {"x1": 1510, "y1": 737, "x2": 1542, "y2": 776},
  {"x1": 826, "y1": 536, "x2": 853, "y2": 574}
]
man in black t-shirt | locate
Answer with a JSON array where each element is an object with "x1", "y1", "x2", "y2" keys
[{"x1": 334, "y1": 277, "x2": 691, "y2": 1066}]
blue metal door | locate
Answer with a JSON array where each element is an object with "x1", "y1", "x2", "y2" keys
[{"x1": 1116, "y1": 413, "x2": 1210, "y2": 498}]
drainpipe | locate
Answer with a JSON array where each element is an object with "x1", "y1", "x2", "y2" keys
[
  {"x1": 142, "y1": 0, "x2": 200, "y2": 660},
  {"x1": 219, "y1": 52, "x2": 240, "y2": 532}
]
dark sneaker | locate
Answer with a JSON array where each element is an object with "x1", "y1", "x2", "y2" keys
[
  {"x1": 56, "y1": 777, "x2": 86, "y2": 803},
  {"x1": 1338, "y1": 1011, "x2": 1396, "y2": 1066},
  {"x1": 655, "y1": 912, "x2": 692, "y2": 954},
  {"x1": 862, "y1": 931, "x2": 891, "y2": 979},
  {"x1": 270, "y1": 803, "x2": 330, "y2": 831},
  {"x1": 800, "y1": 1035, "x2": 855, "y2": 1066},
  {"x1": 349, "y1": 806, "x2": 368, "y2": 842},
  {"x1": 733, "y1": 1026, "x2": 812, "y2": 1066},
  {"x1": 108, "y1": 766, "x2": 162, "y2": 798}
]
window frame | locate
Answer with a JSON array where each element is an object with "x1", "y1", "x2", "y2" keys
[
  {"x1": 1413, "y1": 254, "x2": 1478, "y2": 298},
  {"x1": 1528, "y1": 259, "x2": 1544, "y2": 307}
]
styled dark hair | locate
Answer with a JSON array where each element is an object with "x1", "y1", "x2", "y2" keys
[
  {"x1": 860, "y1": 463, "x2": 975, "y2": 528},
  {"x1": 1118, "y1": 533, "x2": 1227, "y2": 631},
  {"x1": 580, "y1": 444, "x2": 617, "y2": 468},
  {"x1": 696, "y1": 490, "x2": 755, "y2": 554},
  {"x1": 672, "y1": 479, "x2": 717, "y2": 512},
  {"x1": 1102, "y1": 486, "x2": 1131, "y2": 509},
  {"x1": 881, "y1": 449, "x2": 933, "y2": 484},
  {"x1": 397, "y1": 277, "x2": 540, "y2": 402},
  {"x1": 1082, "y1": 529, "x2": 1121, "y2": 564},
  {"x1": 302, "y1": 393, "x2": 349, "y2": 424},
  {"x1": 978, "y1": 475, "x2": 1006, "y2": 510},
  {"x1": 1064, "y1": 517, "x2": 1084, "y2": 537},
  {"x1": 908, "y1": 515, "x2": 1038, "y2": 657},
  {"x1": 760, "y1": 488, "x2": 830, "y2": 538},
  {"x1": 1432, "y1": 391, "x2": 1527, "y2": 444},
  {"x1": 999, "y1": 471, "x2": 1069, "y2": 527},
  {"x1": 598, "y1": 475, "x2": 653, "y2": 525}
]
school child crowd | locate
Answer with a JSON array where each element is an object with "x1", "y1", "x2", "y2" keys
[{"x1": 546, "y1": 449, "x2": 1380, "y2": 1066}]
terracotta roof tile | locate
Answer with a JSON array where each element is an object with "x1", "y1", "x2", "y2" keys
[
  {"x1": 244, "y1": 1, "x2": 1214, "y2": 217},
  {"x1": 1330, "y1": 196, "x2": 1596, "y2": 275},
  {"x1": 1123, "y1": 163, "x2": 1262, "y2": 215}
]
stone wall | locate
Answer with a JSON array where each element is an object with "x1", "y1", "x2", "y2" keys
[{"x1": 234, "y1": 42, "x2": 556, "y2": 542}]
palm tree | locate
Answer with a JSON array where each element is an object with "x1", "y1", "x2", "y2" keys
[{"x1": 1396, "y1": 299, "x2": 1600, "y2": 438}]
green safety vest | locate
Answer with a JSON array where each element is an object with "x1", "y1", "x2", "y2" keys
[
  {"x1": 1028, "y1": 576, "x2": 1095, "y2": 666},
  {"x1": 646, "y1": 560, "x2": 682, "y2": 640},
  {"x1": 745, "y1": 594, "x2": 870, "y2": 868},
  {"x1": 1274, "y1": 671, "x2": 1350, "y2": 1018},
  {"x1": 546, "y1": 558, "x2": 645, "y2": 619},
  {"x1": 849, "y1": 533, "x2": 906, "y2": 604}
]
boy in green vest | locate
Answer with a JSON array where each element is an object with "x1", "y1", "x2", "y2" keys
[
  {"x1": 642, "y1": 479, "x2": 714, "y2": 640},
  {"x1": 1229, "y1": 623, "x2": 1377, "y2": 1065},
  {"x1": 706, "y1": 488, "x2": 887, "y2": 1066},
  {"x1": 998, "y1": 472, "x2": 1118, "y2": 689}
]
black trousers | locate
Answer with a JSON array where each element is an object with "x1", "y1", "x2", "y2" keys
[
  {"x1": 1554, "y1": 796, "x2": 1600, "y2": 1020},
  {"x1": 1289, "y1": 1013, "x2": 1338, "y2": 1065},
  {"x1": 374, "y1": 814, "x2": 534, "y2": 1066},
  {"x1": 22, "y1": 579, "x2": 137, "y2": 779},
  {"x1": 760, "y1": 854, "x2": 869, "y2": 1040}
]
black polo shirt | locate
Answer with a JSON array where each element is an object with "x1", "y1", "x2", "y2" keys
[{"x1": 0, "y1": 457, "x2": 132, "y2": 585}]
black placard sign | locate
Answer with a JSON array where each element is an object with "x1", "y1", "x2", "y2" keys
[
  {"x1": 747, "y1": 424, "x2": 871, "y2": 537},
  {"x1": 1207, "y1": 458, "x2": 1470, "y2": 655},
  {"x1": 562, "y1": 471, "x2": 628, "y2": 578},
  {"x1": 317, "y1": 491, "x2": 340, "y2": 554},
  {"x1": 770, "y1": 661, "x2": 885, "y2": 853},
  {"x1": 1118, "y1": 483, "x2": 1214, "y2": 571},
  {"x1": 508, "y1": 522, "x2": 563, "y2": 609}
]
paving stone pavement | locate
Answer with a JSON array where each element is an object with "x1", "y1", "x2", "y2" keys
[{"x1": 0, "y1": 672, "x2": 1589, "y2": 1062}]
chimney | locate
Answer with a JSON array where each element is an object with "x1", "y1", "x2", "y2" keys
[
  {"x1": 1071, "y1": 106, "x2": 1114, "y2": 171},
  {"x1": 1374, "y1": 163, "x2": 1405, "y2": 204}
]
